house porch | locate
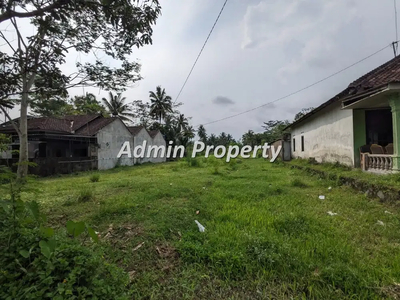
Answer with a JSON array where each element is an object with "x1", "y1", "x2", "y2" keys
[{"x1": 342, "y1": 84, "x2": 400, "y2": 173}]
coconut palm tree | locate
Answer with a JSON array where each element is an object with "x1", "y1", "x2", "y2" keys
[
  {"x1": 102, "y1": 92, "x2": 134, "y2": 122},
  {"x1": 149, "y1": 86, "x2": 173, "y2": 123},
  {"x1": 176, "y1": 113, "x2": 189, "y2": 132}
]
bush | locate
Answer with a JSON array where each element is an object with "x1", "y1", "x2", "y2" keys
[
  {"x1": 0, "y1": 182, "x2": 128, "y2": 300},
  {"x1": 0, "y1": 230, "x2": 129, "y2": 299},
  {"x1": 78, "y1": 189, "x2": 94, "y2": 203},
  {"x1": 186, "y1": 156, "x2": 202, "y2": 167},
  {"x1": 90, "y1": 174, "x2": 100, "y2": 183}
]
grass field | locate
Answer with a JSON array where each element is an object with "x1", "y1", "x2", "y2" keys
[{"x1": 8, "y1": 157, "x2": 400, "y2": 299}]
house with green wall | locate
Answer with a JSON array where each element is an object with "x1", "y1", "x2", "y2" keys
[{"x1": 285, "y1": 55, "x2": 400, "y2": 173}]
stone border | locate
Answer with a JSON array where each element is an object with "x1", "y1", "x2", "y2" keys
[{"x1": 288, "y1": 164, "x2": 400, "y2": 204}]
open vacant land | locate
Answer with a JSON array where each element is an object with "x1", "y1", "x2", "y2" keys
[{"x1": 11, "y1": 158, "x2": 400, "y2": 299}]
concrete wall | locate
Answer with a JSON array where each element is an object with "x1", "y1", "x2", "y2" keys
[
  {"x1": 148, "y1": 132, "x2": 167, "y2": 164},
  {"x1": 133, "y1": 128, "x2": 152, "y2": 164},
  {"x1": 290, "y1": 101, "x2": 355, "y2": 166},
  {"x1": 96, "y1": 119, "x2": 134, "y2": 170},
  {"x1": 267, "y1": 140, "x2": 283, "y2": 160}
]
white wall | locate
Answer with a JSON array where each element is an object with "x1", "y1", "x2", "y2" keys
[
  {"x1": 96, "y1": 119, "x2": 134, "y2": 170},
  {"x1": 290, "y1": 101, "x2": 354, "y2": 166},
  {"x1": 148, "y1": 132, "x2": 167, "y2": 164},
  {"x1": 133, "y1": 128, "x2": 152, "y2": 164}
]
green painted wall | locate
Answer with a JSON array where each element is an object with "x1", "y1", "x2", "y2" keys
[
  {"x1": 389, "y1": 94, "x2": 400, "y2": 171},
  {"x1": 353, "y1": 109, "x2": 366, "y2": 168}
]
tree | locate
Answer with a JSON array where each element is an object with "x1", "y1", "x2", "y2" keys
[
  {"x1": 31, "y1": 98, "x2": 75, "y2": 117},
  {"x1": 294, "y1": 107, "x2": 314, "y2": 121},
  {"x1": 149, "y1": 86, "x2": 173, "y2": 123},
  {"x1": 176, "y1": 114, "x2": 189, "y2": 133},
  {"x1": 73, "y1": 93, "x2": 105, "y2": 115},
  {"x1": 131, "y1": 100, "x2": 153, "y2": 128},
  {"x1": 262, "y1": 120, "x2": 290, "y2": 143},
  {"x1": 197, "y1": 125, "x2": 207, "y2": 143},
  {"x1": 208, "y1": 134, "x2": 218, "y2": 146},
  {"x1": 102, "y1": 92, "x2": 135, "y2": 122},
  {"x1": 0, "y1": 0, "x2": 161, "y2": 178},
  {"x1": 0, "y1": 133, "x2": 11, "y2": 153}
]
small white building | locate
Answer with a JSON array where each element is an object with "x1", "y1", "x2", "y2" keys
[
  {"x1": 285, "y1": 55, "x2": 400, "y2": 173},
  {"x1": 128, "y1": 126, "x2": 167, "y2": 164},
  {"x1": 148, "y1": 130, "x2": 167, "y2": 164},
  {"x1": 76, "y1": 117, "x2": 134, "y2": 170}
]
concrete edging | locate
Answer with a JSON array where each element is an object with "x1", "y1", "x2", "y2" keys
[{"x1": 288, "y1": 164, "x2": 400, "y2": 204}]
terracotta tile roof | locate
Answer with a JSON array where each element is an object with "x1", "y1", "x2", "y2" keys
[
  {"x1": 127, "y1": 126, "x2": 144, "y2": 136},
  {"x1": 347, "y1": 55, "x2": 400, "y2": 96},
  {"x1": 148, "y1": 130, "x2": 159, "y2": 138},
  {"x1": 0, "y1": 114, "x2": 108, "y2": 135},
  {"x1": 62, "y1": 115, "x2": 101, "y2": 131},
  {"x1": 286, "y1": 55, "x2": 400, "y2": 130},
  {"x1": 75, "y1": 117, "x2": 116, "y2": 136},
  {"x1": 1, "y1": 117, "x2": 73, "y2": 133}
]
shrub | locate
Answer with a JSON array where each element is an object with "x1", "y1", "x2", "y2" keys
[
  {"x1": 0, "y1": 181, "x2": 128, "y2": 300},
  {"x1": 77, "y1": 189, "x2": 94, "y2": 203},
  {"x1": 0, "y1": 229, "x2": 129, "y2": 299},
  {"x1": 90, "y1": 174, "x2": 100, "y2": 183},
  {"x1": 186, "y1": 156, "x2": 202, "y2": 167},
  {"x1": 227, "y1": 159, "x2": 238, "y2": 171}
]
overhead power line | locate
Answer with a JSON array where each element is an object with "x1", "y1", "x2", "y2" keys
[
  {"x1": 174, "y1": 0, "x2": 229, "y2": 104},
  {"x1": 197, "y1": 42, "x2": 394, "y2": 128}
]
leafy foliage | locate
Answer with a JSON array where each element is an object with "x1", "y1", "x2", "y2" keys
[
  {"x1": 294, "y1": 107, "x2": 314, "y2": 121},
  {"x1": 0, "y1": 0, "x2": 161, "y2": 177},
  {"x1": 0, "y1": 133, "x2": 11, "y2": 153},
  {"x1": 0, "y1": 175, "x2": 128, "y2": 299},
  {"x1": 102, "y1": 92, "x2": 135, "y2": 122},
  {"x1": 149, "y1": 86, "x2": 173, "y2": 123}
]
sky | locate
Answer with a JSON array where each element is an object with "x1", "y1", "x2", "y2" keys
[{"x1": 2, "y1": 0, "x2": 400, "y2": 140}]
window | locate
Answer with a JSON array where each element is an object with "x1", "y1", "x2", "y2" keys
[
  {"x1": 293, "y1": 138, "x2": 296, "y2": 152},
  {"x1": 301, "y1": 136, "x2": 304, "y2": 152}
]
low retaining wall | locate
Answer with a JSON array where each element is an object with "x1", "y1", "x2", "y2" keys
[{"x1": 288, "y1": 164, "x2": 400, "y2": 203}]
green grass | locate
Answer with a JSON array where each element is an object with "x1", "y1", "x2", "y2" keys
[{"x1": 5, "y1": 158, "x2": 400, "y2": 299}]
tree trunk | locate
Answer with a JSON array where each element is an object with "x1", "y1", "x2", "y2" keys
[{"x1": 17, "y1": 91, "x2": 29, "y2": 178}]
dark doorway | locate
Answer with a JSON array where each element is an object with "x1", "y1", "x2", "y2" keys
[{"x1": 365, "y1": 109, "x2": 393, "y2": 146}]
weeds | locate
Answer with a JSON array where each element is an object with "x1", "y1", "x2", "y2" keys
[
  {"x1": 290, "y1": 178, "x2": 308, "y2": 188},
  {"x1": 77, "y1": 189, "x2": 94, "y2": 203},
  {"x1": 90, "y1": 174, "x2": 100, "y2": 183}
]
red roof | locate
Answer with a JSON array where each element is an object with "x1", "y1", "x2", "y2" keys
[
  {"x1": 287, "y1": 55, "x2": 400, "y2": 129},
  {"x1": 148, "y1": 130, "x2": 159, "y2": 138},
  {"x1": 127, "y1": 126, "x2": 144, "y2": 136},
  {"x1": 75, "y1": 117, "x2": 116, "y2": 136},
  {"x1": 0, "y1": 114, "x2": 115, "y2": 136},
  {"x1": 347, "y1": 55, "x2": 400, "y2": 95}
]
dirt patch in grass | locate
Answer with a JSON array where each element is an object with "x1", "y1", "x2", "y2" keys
[{"x1": 102, "y1": 223, "x2": 144, "y2": 247}]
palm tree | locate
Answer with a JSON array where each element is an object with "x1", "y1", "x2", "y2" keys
[
  {"x1": 102, "y1": 92, "x2": 134, "y2": 122},
  {"x1": 149, "y1": 86, "x2": 173, "y2": 123},
  {"x1": 176, "y1": 114, "x2": 189, "y2": 133}
]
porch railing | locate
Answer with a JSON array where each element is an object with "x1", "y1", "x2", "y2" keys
[{"x1": 361, "y1": 153, "x2": 393, "y2": 172}]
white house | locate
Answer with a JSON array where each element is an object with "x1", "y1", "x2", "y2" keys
[
  {"x1": 128, "y1": 126, "x2": 167, "y2": 164},
  {"x1": 286, "y1": 55, "x2": 400, "y2": 173},
  {"x1": 0, "y1": 115, "x2": 167, "y2": 175},
  {"x1": 76, "y1": 117, "x2": 134, "y2": 170}
]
